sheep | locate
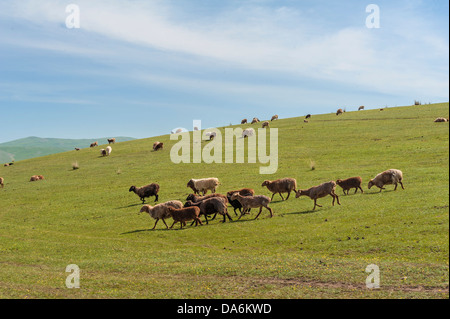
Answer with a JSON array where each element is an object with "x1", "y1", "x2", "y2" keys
[
  {"x1": 153, "y1": 142, "x2": 164, "y2": 151},
  {"x1": 90, "y1": 141, "x2": 98, "y2": 148},
  {"x1": 166, "y1": 206, "x2": 203, "y2": 229},
  {"x1": 230, "y1": 192, "x2": 273, "y2": 220},
  {"x1": 30, "y1": 175, "x2": 41, "y2": 182},
  {"x1": 107, "y1": 138, "x2": 116, "y2": 144},
  {"x1": 129, "y1": 183, "x2": 160, "y2": 203},
  {"x1": 434, "y1": 117, "x2": 449, "y2": 123},
  {"x1": 241, "y1": 119, "x2": 248, "y2": 124},
  {"x1": 106, "y1": 146, "x2": 112, "y2": 156},
  {"x1": 37, "y1": 175, "x2": 44, "y2": 180},
  {"x1": 271, "y1": 115, "x2": 279, "y2": 121},
  {"x1": 304, "y1": 120, "x2": 309, "y2": 123},
  {"x1": 75, "y1": 148, "x2": 80, "y2": 151},
  {"x1": 251, "y1": 117, "x2": 260, "y2": 124},
  {"x1": 226, "y1": 188, "x2": 255, "y2": 215},
  {"x1": 100, "y1": 149, "x2": 107, "y2": 156},
  {"x1": 261, "y1": 178, "x2": 298, "y2": 201},
  {"x1": 295, "y1": 181, "x2": 340, "y2": 210},
  {"x1": 139, "y1": 200, "x2": 183, "y2": 230},
  {"x1": 0, "y1": 177, "x2": 4, "y2": 188},
  {"x1": 368, "y1": 169, "x2": 404, "y2": 192},
  {"x1": 4, "y1": 163, "x2": 9, "y2": 167},
  {"x1": 305, "y1": 114, "x2": 311, "y2": 119},
  {"x1": 336, "y1": 177, "x2": 364, "y2": 195},
  {"x1": 242, "y1": 128, "x2": 255, "y2": 138},
  {"x1": 186, "y1": 178, "x2": 220, "y2": 196},
  {"x1": 336, "y1": 109, "x2": 344, "y2": 116},
  {"x1": 358, "y1": 106, "x2": 365, "y2": 111},
  {"x1": 205, "y1": 132, "x2": 217, "y2": 141},
  {"x1": 185, "y1": 197, "x2": 232, "y2": 224},
  {"x1": 262, "y1": 121, "x2": 270, "y2": 128}
]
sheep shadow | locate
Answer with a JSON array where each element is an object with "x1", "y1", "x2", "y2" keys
[
  {"x1": 365, "y1": 189, "x2": 396, "y2": 195},
  {"x1": 115, "y1": 203, "x2": 143, "y2": 209}
]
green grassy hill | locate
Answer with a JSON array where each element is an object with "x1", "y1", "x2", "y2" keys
[
  {"x1": 0, "y1": 136, "x2": 136, "y2": 163},
  {"x1": 0, "y1": 103, "x2": 448, "y2": 299}
]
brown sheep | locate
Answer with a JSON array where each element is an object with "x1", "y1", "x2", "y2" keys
[
  {"x1": 107, "y1": 138, "x2": 116, "y2": 144},
  {"x1": 30, "y1": 175, "x2": 40, "y2": 182},
  {"x1": 305, "y1": 114, "x2": 311, "y2": 119},
  {"x1": 185, "y1": 197, "x2": 232, "y2": 224},
  {"x1": 226, "y1": 188, "x2": 255, "y2": 215},
  {"x1": 90, "y1": 141, "x2": 98, "y2": 148},
  {"x1": 358, "y1": 106, "x2": 365, "y2": 111},
  {"x1": 129, "y1": 183, "x2": 160, "y2": 203},
  {"x1": 0, "y1": 177, "x2": 4, "y2": 188},
  {"x1": 336, "y1": 177, "x2": 364, "y2": 195},
  {"x1": 230, "y1": 193, "x2": 273, "y2": 220},
  {"x1": 241, "y1": 119, "x2": 248, "y2": 124},
  {"x1": 262, "y1": 121, "x2": 270, "y2": 128},
  {"x1": 167, "y1": 206, "x2": 203, "y2": 229},
  {"x1": 336, "y1": 109, "x2": 344, "y2": 116},
  {"x1": 261, "y1": 178, "x2": 298, "y2": 201},
  {"x1": 434, "y1": 117, "x2": 449, "y2": 123},
  {"x1": 271, "y1": 115, "x2": 279, "y2": 121},
  {"x1": 153, "y1": 142, "x2": 164, "y2": 151},
  {"x1": 295, "y1": 181, "x2": 340, "y2": 210},
  {"x1": 251, "y1": 117, "x2": 260, "y2": 124}
]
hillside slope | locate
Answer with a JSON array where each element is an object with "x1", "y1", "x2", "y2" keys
[
  {"x1": 0, "y1": 136, "x2": 136, "y2": 163},
  {"x1": 0, "y1": 103, "x2": 448, "y2": 299}
]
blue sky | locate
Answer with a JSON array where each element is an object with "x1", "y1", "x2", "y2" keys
[{"x1": 0, "y1": 0, "x2": 448, "y2": 143}]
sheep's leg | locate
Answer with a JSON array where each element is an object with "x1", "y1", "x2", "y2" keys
[
  {"x1": 226, "y1": 212, "x2": 233, "y2": 222},
  {"x1": 152, "y1": 218, "x2": 159, "y2": 230},
  {"x1": 335, "y1": 194, "x2": 341, "y2": 205},
  {"x1": 169, "y1": 220, "x2": 177, "y2": 229},
  {"x1": 254, "y1": 207, "x2": 263, "y2": 220},
  {"x1": 211, "y1": 213, "x2": 218, "y2": 221},
  {"x1": 161, "y1": 218, "x2": 169, "y2": 229},
  {"x1": 279, "y1": 192, "x2": 285, "y2": 201},
  {"x1": 394, "y1": 183, "x2": 398, "y2": 191},
  {"x1": 271, "y1": 193, "x2": 275, "y2": 201},
  {"x1": 154, "y1": 194, "x2": 159, "y2": 202},
  {"x1": 286, "y1": 191, "x2": 291, "y2": 200},
  {"x1": 141, "y1": 198, "x2": 146, "y2": 204},
  {"x1": 266, "y1": 206, "x2": 273, "y2": 218},
  {"x1": 359, "y1": 187, "x2": 364, "y2": 193},
  {"x1": 399, "y1": 181, "x2": 405, "y2": 190},
  {"x1": 204, "y1": 214, "x2": 209, "y2": 225}
]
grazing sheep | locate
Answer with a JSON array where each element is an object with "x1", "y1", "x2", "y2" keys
[
  {"x1": 153, "y1": 142, "x2": 164, "y2": 151},
  {"x1": 241, "y1": 119, "x2": 248, "y2": 124},
  {"x1": 187, "y1": 178, "x2": 220, "y2": 195},
  {"x1": 262, "y1": 121, "x2": 270, "y2": 128},
  {"x1": 261, "y1": 178, "x2": 298, "y2": 201},
  {"x1": 305, "y1": 114, "x2": 311, "y2": 119},
  {"x1": 100, "y1": 149, "x2": 107, "y2": 156},
  {"x1": 90, "y1": 141, "x2": 98, "y2": 148},
  {"x1": 0, "y1": 177, "x2": 4, "y2": 188},
  {"x1": 368, "y1": 169, "x2": 404, "y2": 192},
  {"x1": 251, "y1": 117, "x2": 260, "y2": 124},
  {"x1": 185, "y1": 197, "x2": 232, "y2": 224},
  {"x1": 304, "y1": 120, "x2": 309, "y2": 123},
  {"x1": 336, "y1": 109, "x2": 344, "y2": 116},
  {"x1": 166, "y1": 206, "x2": 202, "y2": 229},
  {"x1": 434, "y1": 117, "x2": 449, "y2": 123},
  {"x1": 379, "y1": 108, "x2": 384, "y2": 111},
  {"x1": 242, "y1": 128, "x2": 255, "y2": 138},
  {"x1": 358, "y1": 106, "x2": 365, "y2": 111},
  {"x1": 226, "y1": 188, "x2": 255, "y2": 215},
  {"x1": 139, "y1": 200, "x2": 183, "y2": 230},
  {"x1": 3, "y1": 163, "x2": 9, "y2": 167},
  {"x1": 129, "y1": 183, "x2": 160, "y2": 203},
  {"x1": 295, "y1": 181, "x2": 340, "y2": 210},
  {"x1": 107, "y1": 138, "x2": 116, "y2": 144},
  {"x1": 230, "y1": 193, "x2": 273, "y2": 220},
  {"x1": 75, "y1": 148, "x2": 80, "y2": 151},
  {"x1": 30, "y1": 175, "x2": 40, "y2": 182},
  {"x1": 106, "y1": 146, "x2": 112, "y2": 156},
  {"x1": 336, "y1": 177, "x2": 364, "y2": 195},
  {"x1": 205, "y1": 132, "x2": 217, "y2": 141},
  {"x1": 271, "y1": 115, "x2": 279, "y2": 121},
  {"x1": 37, "y1": 175, "x2": 44, "y2": 180}
]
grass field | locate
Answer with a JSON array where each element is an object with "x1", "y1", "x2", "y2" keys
[{"x1": 0, "y1": 103, "x2": 448, "y2": 299}]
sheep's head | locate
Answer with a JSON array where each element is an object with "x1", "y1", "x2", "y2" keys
[
  {"x1": 336, "y1": 179, "x2": 343, "y2": 185},
  {"x1": 261, "y1": 180, "x2": 271, "y2": 187},
  {"x1": 129, "y1": 186, "x2": 136, "y2": 192},
  {"x1": 139, "y1": 205, "x2": 152, "y2": 214},
  {"x1": 295, "y1": 190, "x2": 304, "y2": 198},
  {"x1": 186, "y1": 194, "x2": 196, "y2": 201},
  {"x1": 184, "y1": 201, "x2": 194, "y2": 208},
  {"x1": 230, "y1": 192, "x2": 239, "y2": 201},
  {"x1": 368, "y1": 180, "x2": 374, "y2": 189}
]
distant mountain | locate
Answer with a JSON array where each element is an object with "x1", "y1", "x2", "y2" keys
[{"x1": 0, "y1": 136, "x2": 136, "y2": 163}]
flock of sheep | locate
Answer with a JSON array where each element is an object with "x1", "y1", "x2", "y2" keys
[{"x1": 133, "y1": 169, "x2": 405, "y2": 230}]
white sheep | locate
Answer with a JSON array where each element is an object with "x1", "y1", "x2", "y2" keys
[
  {"x1": 242, "y1": 128, "x2": 255, "y2": 138},
  {"x1": 139, "y1": 200, "x2": 183, "y2": 229},
  {"x1": 106, "y1": 146, "x2": 112, "y2": 156},
  {"x1": 187, "y1": 178, "x2": 220, "y2": 195},
  {"x1": 368, "y1": 169, "x2": 404, "y2": 192}
]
